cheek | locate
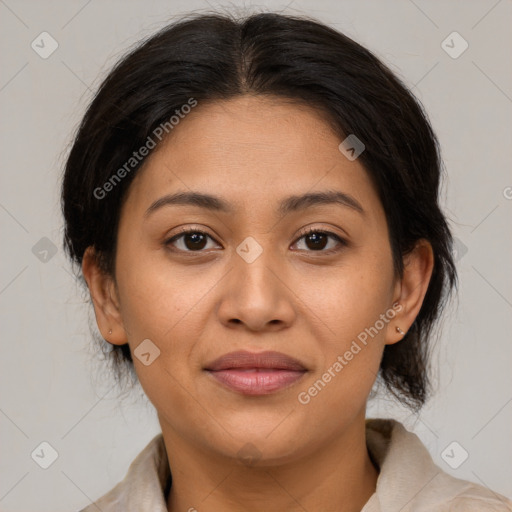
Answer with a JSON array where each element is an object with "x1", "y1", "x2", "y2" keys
[
  {"x1": 114, "y1": 253, "x2": 227, "y2": 405},
  {"x1": 115, "y1": 262, "x2": 211, "y2": 415},
  {"x1": 293, "y1": 251, "x2": 394, "y2": 397},
  {"x1": 295, "y1": 270, "x2": 391, "y2": 422},
  {"x1": 115, "y1": 245, "x2": 216, "y2": 338},
  {"x1": 296, "y1": 256, "x2": 394, "y2": 339}
]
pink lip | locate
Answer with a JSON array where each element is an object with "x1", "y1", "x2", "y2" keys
[{"x1": 204, "y1": 350, "x2": 307, "y2": 395}]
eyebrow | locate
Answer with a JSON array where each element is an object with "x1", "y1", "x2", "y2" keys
[{"x1": 144, "y1": 190, "x2": 365, "y2": 218}]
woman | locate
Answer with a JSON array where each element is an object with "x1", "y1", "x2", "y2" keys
[{"x1": 62, "y1": 10, "x2": 512, "y2": 512}]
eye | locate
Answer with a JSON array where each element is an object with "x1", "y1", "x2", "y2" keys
[
  {"x1": 164, "y1": 226, "x2": 347, "y2": 254},
  {"x1": 165, "y1": 228, "x2": 220, "y2": 252},
  {"x1": 292, "y1": 227, "x2": 347, "y2": 254}
]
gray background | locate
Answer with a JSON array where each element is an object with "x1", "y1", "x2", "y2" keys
[{"x1": 0, "y1": 0, "x2": 511, "y2": 510}]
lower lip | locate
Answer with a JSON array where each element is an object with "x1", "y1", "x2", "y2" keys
[{"x1": 206, "y1": 368, "x2": 306, "y2": 395}]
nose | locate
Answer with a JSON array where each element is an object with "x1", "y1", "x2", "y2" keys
[{"x1": 216, "y1": 247, "x2": 296, "y2": 332}]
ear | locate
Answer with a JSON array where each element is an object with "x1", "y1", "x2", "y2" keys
[
  {"x1": 386, "y1": 239, "x2": 434, "y2": 345},
  {"x1": 81, "y1": 246, "x2": 128, "y2": 346}
]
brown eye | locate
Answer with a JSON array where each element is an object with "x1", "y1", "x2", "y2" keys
[
  {"x1": 293, "y1": 229, "x2": 346, "y2": 253},
  {"x1": 165, "y1": 229, "x2": 218, "y2": 252},
  {"x1": 304, "y1": 231, "x2": 328, "y2": 250},
  {"x1": 182, "y1": 232, "x2": 208, "y2": 250}
]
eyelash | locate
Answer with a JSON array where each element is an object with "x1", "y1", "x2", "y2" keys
[{"x1": 164, "y1": 226, "x2": 347, "y2": 255}]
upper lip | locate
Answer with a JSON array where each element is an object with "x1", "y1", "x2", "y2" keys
[{"x1": 204, "y1": 350, "x2": 307, "y2": 371}]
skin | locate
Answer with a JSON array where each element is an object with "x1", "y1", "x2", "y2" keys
[{"x1": 83, "y1": 95, "x2": 434, "y2": 512}]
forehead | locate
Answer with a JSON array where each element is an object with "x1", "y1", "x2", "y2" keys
[{"x1": 122, "y1": 95, "x2": 383, "y2": 221}]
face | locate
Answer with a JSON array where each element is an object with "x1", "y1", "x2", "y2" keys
[{"x1": 93, "y1": 95, "x2": 409, "y2": 463}]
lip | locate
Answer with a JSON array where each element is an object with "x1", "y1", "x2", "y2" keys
[{"x1": 204, "y1": 350, "x2": 307, "y2": 395}]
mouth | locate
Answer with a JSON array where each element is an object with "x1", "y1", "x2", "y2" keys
[{"x1": 204, "y1": 350, "x2": 308, "y2": 395}]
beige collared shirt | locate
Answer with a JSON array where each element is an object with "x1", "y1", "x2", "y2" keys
[{"x1": 78, "y1": 418, "x2": 512, "y2": 511}]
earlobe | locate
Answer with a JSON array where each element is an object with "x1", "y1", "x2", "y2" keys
[
  {"x1": 81, "y1": 247, "x2": 128, "y2": 346},
  {"x1": 386, "y1": 239, "x2": 434, "y2": 346}
]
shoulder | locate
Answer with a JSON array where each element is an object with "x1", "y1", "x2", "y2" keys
[
  {"x1": 75, "y1": 432, "x2": 170, "y2": 512},
  {"x1": 438, "y1": 470, "x2": 512, "y2": 511},
  {"x1": 435, "y1": 485, "x2": 512, "y2": 511},
  {"x1": 365, "y1": 418, "x2": 512, "y2": 512}
]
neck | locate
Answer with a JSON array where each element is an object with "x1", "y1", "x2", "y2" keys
[{"x1": 163, "y1": 412, "x2": 379, "y2": 512}]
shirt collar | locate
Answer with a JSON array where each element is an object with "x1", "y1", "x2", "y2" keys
[{"x1": 80, "y1": 418, "x2": 507, "y2": 512}]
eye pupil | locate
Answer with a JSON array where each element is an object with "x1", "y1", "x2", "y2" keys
[
  {"x1": 185, "y1": 232, "x2": 207, "y2": 250},
  {"x1": 306, "y1": 232, "x2": 327, "y2": 250}
]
